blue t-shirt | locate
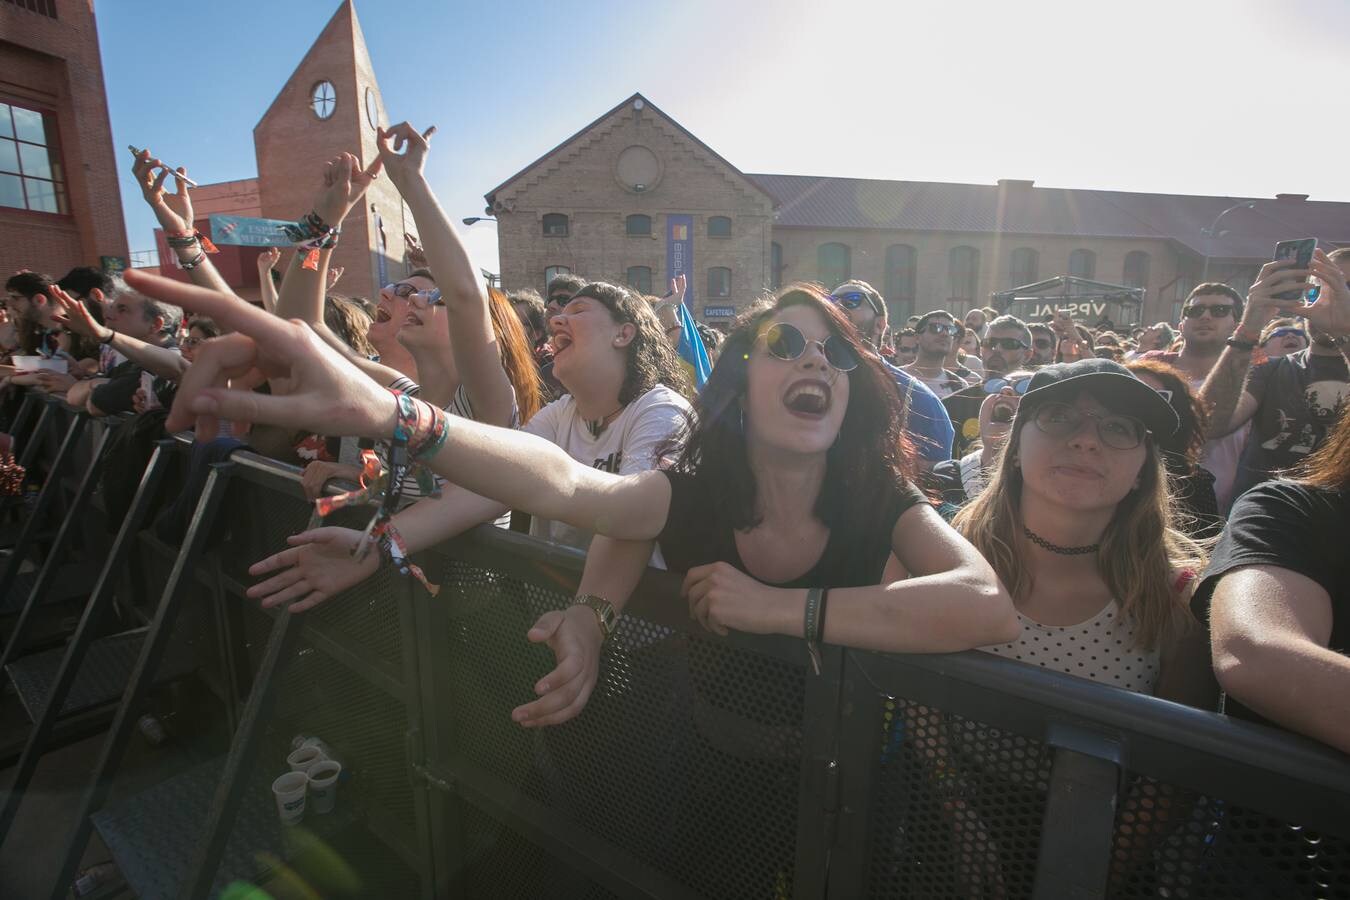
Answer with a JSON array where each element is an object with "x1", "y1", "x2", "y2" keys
[{"x1": 886, "y1": 361, "x2": 954, "y2": 464}]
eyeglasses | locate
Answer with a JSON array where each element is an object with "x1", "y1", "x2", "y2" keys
[
  {"x1": 985, "y1": 337, "x2": 1029, "y2": 351},
  {"x1": 383, "y1": 282, "x2": 421, "y2": 299},
  {"x1": 1182, "y1": 303, "x2": 1235, "y2": 319},
  {"x1": 411, "y1": 288, "x2": 444, "y2": 306},
  {"x1": 547, "y1": 294, "x2": 571, "y2": 306},
  {"x1": 983, "y1": 376, "x2": 1031, "y2": 395},
  {"x1": 921, "y1": 323, "x2": 960, "y2": 337},
  {"x1": 1032, "y1": 402, "x2": 1146, "y2": 450},
  {"x1": 830, "y1": 291, "x2": 882, "y2": 316},
  {"x1": 760, "y1": 322, "x2": 858, "y2": 372},
  {"x1": 1266, "y1": 327, "x2": 1307, "y2": 342}
]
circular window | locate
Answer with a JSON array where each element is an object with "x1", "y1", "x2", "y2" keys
[
  {"x1": 311, "y1": 81, "x2": 336, "y2": 120},
  {"x1": 365, "y1": 87, "x2": 379, "y2": 129},
  {"x1": 616, "y1": 145, "x2": 661, "y2": 193}
]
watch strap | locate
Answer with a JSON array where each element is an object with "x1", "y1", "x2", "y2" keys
[{"x1": 572, "y1": 594, "x2": 617, "y2": 641}]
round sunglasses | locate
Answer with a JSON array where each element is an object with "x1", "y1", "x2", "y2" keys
[
  {"x1": 760, "y1": 322, "x2": 859, "y2": 372},
  {"x1": 983, "y1": 376, "x2": 1031, "y2": 395}
]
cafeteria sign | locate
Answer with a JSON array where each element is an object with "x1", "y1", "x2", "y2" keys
[
  {"x1": 703, "y1": 306, "x2": 736, "y2": 318},
  {"x1": 209, "y1": 214, "x2": 297, "y2": 248}
]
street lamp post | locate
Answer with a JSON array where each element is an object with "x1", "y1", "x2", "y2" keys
[{"x1": 1199, "y1": 200, "x2": 1257, "y2": 283}]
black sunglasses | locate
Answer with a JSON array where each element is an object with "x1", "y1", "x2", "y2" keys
[
  {"x1": 760, "y1": 322, "x2": 859, "y2": 372},
  {"x1": 921, "y1": 322, "x2": 960, "y2": 336},
  {"x1": 985, "y1": 337, "x2": 1029, "y2": 351},
  {"x1": 1182, "y1": 303, "x2": 1234, "y2": 319},
  {"x1": 547, "y1": 294, "x2": 571, "y2": 306}
]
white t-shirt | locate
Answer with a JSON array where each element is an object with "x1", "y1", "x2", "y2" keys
[{"x1": 522, "y1": 385, "x2": 690, "y2": 555}]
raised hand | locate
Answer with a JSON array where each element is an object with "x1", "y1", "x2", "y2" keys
[
  {"x1": 247, "y1": 526, "x2": 379, "y2": 612},
  {"x1": 667, "y1": 273, "x2": 687, "y2": 304},
  {"x1": 132, "y1": 149, "x2": 195, "y2": 234},
  {"x1": 120, "y1": 270, "x2": 397, "y2": 441},
  {"x1": 312, "y1": 152, "x2": 383, "y2": 228},
  {"x1": 256, "y1": 246, "x2": 281, "y2": 274},
  {"x1": 511, "y1": 606, "x2": 605, "y2": 728},
  {"x1": 375, "y1": 123, "x2": 436, "y2": 194},
  {"x1": 404, "y1": 232, "x2": 428, "y2": 269},
  {"x1": 1295, "y1": 250, "x2": 1350, "y2": 338},
  {"x1": 1242, "y1": 257, "x2": 1313, "y2": 336},
  {"x1": 325, "y1": 265, "x2": 345, "y2": 290},
  {"x1": 48, "y1": 285, "x2": 111, "y2": 343}
]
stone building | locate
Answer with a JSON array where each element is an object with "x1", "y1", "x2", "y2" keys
[
  {"x1": 488, "y1": 94, "x2": 1350, "y2": 327},
  {"x1": 0, "y1": 0, "x2": 128, "y2": 279}
]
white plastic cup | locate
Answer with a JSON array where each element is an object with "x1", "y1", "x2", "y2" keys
[
  {"x1": 292, "y1": 735, "x2": 333, "y2": 759},
  {"x1": 305, "y1": 759, "x2": 341, "y2": 814},
  {"x1": 287, "y1": 745, "x2": 325, "y2": 772},
  {"x1": 271, "y1": 771, "x2": 308, "y2": 825}
]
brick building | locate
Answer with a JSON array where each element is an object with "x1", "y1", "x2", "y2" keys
[
  {"x1": 489, "y1": 94, "x2": 1350, "y2": 326},
  {"x1": 0, "y1": 0, "x2": 128, "y2": 279},
  {"x1": 155, "y1": 0, "x2": 411, "y2": 302}
]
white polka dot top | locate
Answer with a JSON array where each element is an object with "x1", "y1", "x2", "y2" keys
[{"x1": 979, "y1": 600, "x2": 1160, "y2": 695}]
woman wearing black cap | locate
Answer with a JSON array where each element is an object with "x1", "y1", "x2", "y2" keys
[{"x1": 952, "y1": 358, "x2": 1214, "y2": 703}]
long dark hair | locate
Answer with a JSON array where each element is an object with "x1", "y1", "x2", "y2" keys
[
  {"x1": 569, "y1": 281, "x2": 690, "y2": 403},
  {"x1": 1126, "y1": 359, "x2": 1208, "y2": 465},
  {"x1": 666, "y1": 283, "x2": 914, "y2": 534}
]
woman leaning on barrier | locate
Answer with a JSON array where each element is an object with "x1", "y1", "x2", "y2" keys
[{"x1": 146, "y1": 273, "x2": 1018, "y2": 688}]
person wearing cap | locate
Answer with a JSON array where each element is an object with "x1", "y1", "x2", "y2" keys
[
  {"x1": 951, "y1": 358, "x2": 1215, "y2": 705},
  {"x1": 830, "y1": 280, "x2": 954, "y2": 469}
]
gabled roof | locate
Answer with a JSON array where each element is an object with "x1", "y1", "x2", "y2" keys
[
  {"x1": 484, "y1": 93, "x2": 775, "y2": 206},
  {"x1": 254, "y1": 0, "x2": 363, "y2": 131},
  {"x1": 750, "y1": 173, "x2": 1350, "y2": 263}
]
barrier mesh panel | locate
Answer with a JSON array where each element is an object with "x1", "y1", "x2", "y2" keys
[
  {"x1": 437, "y1": 557, "x2": 805, "y2": 900},
  {"x1": 1107, "y1": 775, "x2": 1350, "y2": 899},
  {"x1": 865, "y1": 697, "x2": 1052, "y2": 900}
]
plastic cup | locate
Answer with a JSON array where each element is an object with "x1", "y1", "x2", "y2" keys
[
  {"x1": 287, "y1": 745, "x2": 325, "y2": 772},
  {"x1": 271, "y1": 771, "x2": 308, "y2": 825},
  {"x1": 305, "y1": 759, "x2": 341, "y2": 814}
]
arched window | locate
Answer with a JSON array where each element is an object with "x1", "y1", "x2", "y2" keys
[
  {"x1": 884, "y1": 244, "x2": 917, "y2": 320},
  {"x1": 817, "y1": 243, "x2": 851, "y2": 290},
  {"x1": 542, "y1": 213, "x2": 569, "y2": 236},
  {"x1": 544, "y1": 265, "x2": 571, "y2": 288},
  {"x1": 625, "y1": 214, "x2": 651, "y2": 237},
  {"x1": 948, "y1": 246, "x2": 980, "y2": 302},
  {"x1": 626, "y1": 266, "x2": 652, "y2": 295},
  {"x1": 708, "y1": 266, "x2": 732, "y2": 298},
  {"x1": 1123, "y1": 251, "x2": 1151, "y2": 289},
  {"x1": 771, "y1": 242, "x2": 783, "y2": 290},
  {"x1": 1010, "y1": 247, "x2": 1039, "y2": 287},
  {"x1": 708, "y1": 216, "x2": 732, "y2": 238},
  {"x1": 1068, "y1": 248, "x2": 1096, "y2": 279}
]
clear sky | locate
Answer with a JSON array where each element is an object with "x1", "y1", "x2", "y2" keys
[{"x1": 98, "y1": 0, "x2": 1350, "y2": 275}]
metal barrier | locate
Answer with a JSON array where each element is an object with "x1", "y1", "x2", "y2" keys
[{"x1": 2, "y1": 422, "x2": 1348, "y2": 899}]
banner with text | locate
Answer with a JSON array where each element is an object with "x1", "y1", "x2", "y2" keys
[{"x1": 209, "y1": 214, "x2": 296, "y2": 248}]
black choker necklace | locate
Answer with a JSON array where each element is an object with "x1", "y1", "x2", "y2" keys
[
  {"x1": 585, "y1": 405, "x2": 625, "y2": 438},
  {"x1": 1023, "y1": 526, "x2": 1100, "y2": 556}
]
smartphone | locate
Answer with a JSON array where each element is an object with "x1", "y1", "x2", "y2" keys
[
  {"x1": 1273, "y1": 238, "x2": 1316, "y2": 302},
  {"x1": 127, "y1": 145, "x2": 198, "y2": 187}
]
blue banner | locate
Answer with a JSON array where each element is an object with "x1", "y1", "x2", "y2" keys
[
  {"x1": 209, "y1": 214, "x2": 297, "y2": 247},
  {"x1": 666, "y1": 214, "x2": 712, "y2": 388}
]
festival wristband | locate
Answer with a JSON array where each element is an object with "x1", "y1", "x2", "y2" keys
[
  {"x1": 166, "y1": 229, "x2": 219, "y2": 253},
  {"x1": 392, "y1": 392, "x2": 450, "y2": 462}
]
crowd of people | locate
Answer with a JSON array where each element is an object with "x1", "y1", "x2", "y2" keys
[{"x1": 2, "y1": 123, "x2": 1348, "y2": 763}]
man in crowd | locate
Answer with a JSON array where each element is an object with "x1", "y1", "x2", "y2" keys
[
  {"x1": 5, "y1": 271, "x2": 60, "y2": 357},
  {"x1": 544, "y1": 273, "x2": 587, "y2": 321},
  {"x1": 830, "y1": 280, "x2": 953, "y2": 468},
  {"x1": 902, "y1": 310, "x2": 968, "y2": 399},
  {"x1": 1139, "y1": 284, "x2": 1251, "y2": 511},
  {"x1": 1201, "y1": 249, "x2": 1350, "y2": 501},
  {"x1": 1027, "y1": 321, "x2": 1056, "y2": 367},
  {"x1": 941, "y1": 314, "x2": 1037, "y2": 458},
  {"x1": 894, "y1": 328, "x2": 919, "y2": 367},
  {"x1": 66, "y1": 277, "x2": 182, "y2": 416}
]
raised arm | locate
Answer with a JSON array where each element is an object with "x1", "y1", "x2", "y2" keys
[
  {"x1": 1210, "y1": 565, "x2": 1350, "y2": 753},
  {"x1": 377, "y1": 123, "x2": 516, "y2": 427},
  {"x1": 256, "y1": 247, "x2": 281, "y2": 314},
  {"x1": 50, "y1": 286, "x2": 188, "y2": 381},
  {"x1": 131, "y1": 149, "x2": 233, "y2": 295},
  {"x1": 148, "y1": 270, "x2": 672, "y2": 540}
]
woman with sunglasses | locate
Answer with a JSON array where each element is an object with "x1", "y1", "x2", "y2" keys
[
  {"x1": 158, "y1": 278, "x2": 1016, "y2": 649},
  {"x1": 932, "y1": 372, "x2": 1033, "y2": 508},
  {"x1": 951, "y1": 358, "x2": 1213, "y2": 702}
]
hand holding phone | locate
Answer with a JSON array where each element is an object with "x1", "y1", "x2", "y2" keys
[{"x1": 1272, "y1": 238, "x2": 1317, "y2": 302}]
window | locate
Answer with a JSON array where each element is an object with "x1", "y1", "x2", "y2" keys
[
  {"x1": 542, "y1": 213, "x2": 569, "y2": 236},
  {"x1": 884, "y1": 244, "x2": 917, "y2": 320},
  {"x1": 708, "y1": 216, "x2": 732, "y2": 238},
  {"x1": 2, "y1": 0, "x2": 57, "y2": 17},
  {"x1": 544, "y1": 265, "x2": 571, "y2": 287},
  {"x1": 1010, "y1": 247, "x2": 1039, "y2": 287},
  {"x1": 626, "y1": 266, "x2": 652, "y2": 295},
  {"x1": 948, "y1": 246, "x2": 980, "y2": 301},
  {"x1": 625, "y1": 214, "x2": 651, "y2": 236},
  {"x1": 771, "y1": 242, "x2": 783, "y2": 290},
  {"x1": 0, "y1": 102, "x2": 66, "y2": 215},
  {"x1": 708, "y1": 267, "x2": 731, "y2": 298},
  {"x1": 1068, "y1": 248, "x2": 1096, "y2": 280},
  {"x1": 1123, "y1": 251, "x2": 1151, "y2": 289},
  {"x1": 817, "y1": 243, "x2": 851, "y2": 290},
  {"x1": 311, "y1": 81, "x2": 336, "y2": 119}
]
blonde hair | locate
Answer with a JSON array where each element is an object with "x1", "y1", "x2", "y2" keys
[{"x1": 952, "y1": 409, "x2": 1209, "y2": 650}]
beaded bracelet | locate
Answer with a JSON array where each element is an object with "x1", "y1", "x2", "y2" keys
[{"x1": 165, "y1": 229, "x2": 219, "y2": 253}]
